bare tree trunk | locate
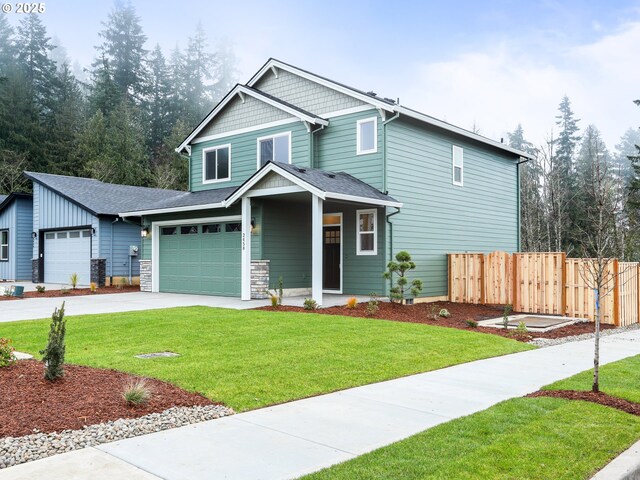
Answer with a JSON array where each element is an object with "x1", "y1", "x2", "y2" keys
[{"x1": 593, "y1": 287, "x2": 600, "y2": 392}]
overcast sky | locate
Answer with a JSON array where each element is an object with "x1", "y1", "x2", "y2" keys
[{"x1": 6, "y1": 0, "x2": 640, "y2": 149}]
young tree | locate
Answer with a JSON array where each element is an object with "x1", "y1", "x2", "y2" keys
[
  {"x1": 383, "y1": 251, "x2": 424, "y2": 303},
  {"x1": 40, "y1": 303, "x2": 67, "y2": 381}
]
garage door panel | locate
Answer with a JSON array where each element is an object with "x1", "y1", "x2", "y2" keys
[{"x1": 44, "y1": 229, "x2": 91, "y2": 284}]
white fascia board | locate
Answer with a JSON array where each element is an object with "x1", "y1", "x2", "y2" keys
[
  {"x1": 119, "y1": 202, "x2": 225, "y2": 217},
  {"x1": 324, "y1": 192, "x2": 403, "y2": 208},
  {"x1": 394, "y1": 106, "x2": 534, "y2": 160},
  {"x1": 248, "y1": 59, "x2": 395, "y2": 113}
]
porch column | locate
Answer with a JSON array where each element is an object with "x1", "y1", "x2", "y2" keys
[
  {"x1": 241, "y1": 196, "x2": 252, "y2": 300},
  {"x1": 311, "y1": 195, "x2": 323, "y2": 305}
]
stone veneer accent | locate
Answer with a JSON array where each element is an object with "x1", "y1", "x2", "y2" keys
[
  {"x1": 251, "y1": 260, "x2": 270, "y2": 299},
  {"x1": 90, "y1": 258, "x2": 106, "y2": 287},
  {"x1": 32, "y1": 259, "x2": 39, "y2": 283},
  {"x1": 139, "y1": 260, "x2": 152, "y2": 292}
]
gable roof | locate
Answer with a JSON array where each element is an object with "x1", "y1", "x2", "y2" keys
[
  {"x1": 176, "y1": 84, "x2": 329, "y2": 153},
  {"x1": 24, "y1": 172, "x2": 185, "y2": 217},
  {"x1": 0, "y1": 192, "x2": 31, "y2": 215}
]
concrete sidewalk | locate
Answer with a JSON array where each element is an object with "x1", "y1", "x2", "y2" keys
[{"x1": 2, "y1": 330, "x2": 639, "y2": 480}]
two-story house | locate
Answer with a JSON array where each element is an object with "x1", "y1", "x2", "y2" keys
[{"x1": 120, "y1": 58, "x2": 532, "y2": 305}]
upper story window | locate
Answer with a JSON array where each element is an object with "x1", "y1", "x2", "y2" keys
[
  {"x1": 0, "y1": 230, "x2": 8, "y2": 261},
  {"x1": 452, "y1": 145, "x2": 464, "y2": 186},
  {"x1": 203, "y1": 144, "x2": 231, "y2": 184},
  {"x1": 356, "y1": 209, "x2": 377, "y2": 255},
  {"x1": 357, "y1": 117, "x2": 377, "y2": 155},
  {"x1": 257, "y1": 132, "x2": 291, "y2": 168}
]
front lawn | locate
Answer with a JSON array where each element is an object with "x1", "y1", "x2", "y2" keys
[
  {"x1": 545, "y1": 354, "x2": 640, "y2": 403},
  {"x1": 302, "y1": 397, "x2": 640, "y2": 480},
  {"x1": 0, "y1": 306, "x2": 531, "y2": 411}
]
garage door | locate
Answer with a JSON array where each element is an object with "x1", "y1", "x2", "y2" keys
[
  {"x1": 44, "y1": 229, "x2": 92, "y2": 284},
  {"x1": 159, "y1": 222, "x2": 241, "y2": 296}
]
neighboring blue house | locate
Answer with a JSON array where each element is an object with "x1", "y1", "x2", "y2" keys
[
  {"x1": 0, "y1": 193, "x2": 33, "y2": 282},
  {"x1": 25, "y1": 172, "x2": 182, "y2": 286}
]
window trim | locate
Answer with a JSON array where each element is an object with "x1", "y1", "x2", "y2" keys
[
  {"x1": 452, "y1": 145, "x2": 464, "y2": 186},
  {"x1": 0, "y1": 229, "x2": 8, "y2": 262},
  {"x1": 256, "y1": 131, "x2": 292, "y2": 169},
  {"x1": 356, "y1": 117, "x2": 378, "y2": 155},
  {"x1": 356, "y1": 209, "x2": 377, "y2": 256},
  {"x1": 202, "y1": 143, "x2": 232, "y2": 184}
]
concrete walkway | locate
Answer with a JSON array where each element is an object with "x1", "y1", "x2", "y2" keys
[
  {"x1": 2, "y1": 330, "x2": 640, "y2": 480},
  {"x1": 0, "y1": 292, "x2": 370, "y2": 322}
]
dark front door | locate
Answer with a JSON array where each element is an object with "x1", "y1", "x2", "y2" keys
[{"x1": 323, "y1": 226, "x2": 341, "y2": 290}]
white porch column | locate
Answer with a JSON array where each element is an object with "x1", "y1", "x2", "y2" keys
[
  {"x1": 311, "y1": 195, "x2": 323, "y2": 305},
  {"x1": 241, "y1": 196, "x2": 252, "y2": 300}
]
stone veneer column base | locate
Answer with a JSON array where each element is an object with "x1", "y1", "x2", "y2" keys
[
  {"x1": 90, "y1": 258, "x2": 106, "y2": 287},
  {"x1": 139, "y1": 260, "x2": 152, "y2": 292},
  {"x1": 251, "y1": 260, "x2": 270, "y2": 299},
  {"x1": 32, "y1": 259, "x2": 40, "y2": 283}
]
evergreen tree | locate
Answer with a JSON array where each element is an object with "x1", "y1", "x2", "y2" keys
[
  {"x1": 78, "y1": 110, "x2": 111, "y2": 179},
  {"x1": 184, "y1": 23, "x2": 217, "y2": 124},
  {"x1": 144, "y1": 45, "x2": 173, "y2": 155},
  {"x1": 211, "y1": 38, "x2": 238, "y2": 101},
  {"x1": 555, "y1": 96, "x2": 581, "y2": 176},
  {"x1": 150, "y1": 119, "x2": 190, "y2": 190},
  {"x1": 89, "y1": 55, "x2": 121, "y2": 116},
  {"x1": 0, "y1": 15, "x2": 16, "y2": 73}
]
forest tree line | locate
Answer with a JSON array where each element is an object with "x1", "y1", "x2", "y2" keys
[{"x1": 0, "y1": 2, "x2": 237, "y2": 193}]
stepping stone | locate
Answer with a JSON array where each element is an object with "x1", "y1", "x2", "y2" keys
[
  {"x1": 135, "y1": 352, "x2": 180, "y2": 359},
  {"x1": 13, "y1": 351, "x2": 34, "y2": 360}
]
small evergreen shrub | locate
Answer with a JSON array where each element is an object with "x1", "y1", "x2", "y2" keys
[
  {"x1": 69, "y1": 272, "x2": 78, "y2": 289},
  {"x1": 515, "y1": 321, "x2": 529, "y2": 337},
  {"x1": 0, "y1": 338, "x2": 16, "y2": 367},
  {"x1": 122, "y1": 378, "x2": 152, "y2": 406},
  {"x1": 382, "y1": 251, "x2": 424, "y2": 304},
  {"x1": 40, "y1": 303, "x2": 67, "y2": 381},
  {"x1": 503, "y1": 304, "x2": 513, "y2": 329},
  {"x1": 439, "y1": 308, "x2": 450, "y2": 318},
  {"x1": 303, "y1": 298, "x2": 318, "y2": 310},
  {"x1": 465, "y1": 319, "x2": 479, "y2": 328},
  {"x1": 346, "y1": 297, "x2": 358, "y2": 309},
  {"x1": 35, "y1": 285, "x2": 46, "y2": 293},
  {"x1": 366, "y1": 293, "x2": 380, "y2": 317}
]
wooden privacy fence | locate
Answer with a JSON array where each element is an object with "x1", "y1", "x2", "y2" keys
[{"x1": 449, "y1": 252, "x2": 640, "y2": 326}]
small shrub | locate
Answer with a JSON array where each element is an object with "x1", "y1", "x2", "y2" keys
[
  {"x1": 266, "y1": 276, "x2": 284, "y2": 306},
  {"x1": 35, "y1": 285, "x2": 46, "y2": 293},
  {"x1": 2, "y1": 288, "x2": 11, "y2": 297},
  {"x1": 122, "y1": 378, "x2": 152, "y2": 406},
  {"x1": 270, "y1": 295, "x2": 279, "y2": 308},
  {"x1": 346, "y1": 297, "x2": 358, "y2": 309},
  {"x1": 117, "y1": 277, "x2": 128, "y2": 289},
  {"x1": 515, "y1": 321, "x2": 529, "y2": 336},
  {"x1": 303, "y1": 298, "x2": 318, "y2": 310},
  {"x1": 90, "y1": 282, "x2": 97, "y2": 293},
  {"x1": 0, "y1": 338, "x2": 16, "y2": 368},
  {"x1": 40, "y1": 303, "x2": 67, "y2": 381},
  {"x1": 439, "y1": 308, "x2": 450, "y2": 318},
  {"x1": 503, "y1": 304, "x2": 513, "y2": 329},
  {"x1": 382, "y1": 251, "x2": 424, "y2": 303},
  {"x1": 465, "y1": 319, "x2": 479, "y2": 328},
  {"x1": 429, "y1": 304, "x2": 438, "y2": 320},
  {"x1": 366, "y1": 293, "x2": 380, "y2": 317},
  {"x1": 69, "y1": 273, "x2": 78, "y2": 289}
]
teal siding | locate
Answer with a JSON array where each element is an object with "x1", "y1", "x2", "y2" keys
[
  {"x1": 190, "y1": 122, "x2": 310, "y2": 191},
  {"x1": 386, "y1": 118, "x2": 519, "y2": 297},
  {"x1": 315, "y1": 110, "x2": 383, "y2": 190}
]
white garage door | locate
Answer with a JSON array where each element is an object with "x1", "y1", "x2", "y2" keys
[{"x1": 44, "y1": 229, "x2": 92, "y2": 285}]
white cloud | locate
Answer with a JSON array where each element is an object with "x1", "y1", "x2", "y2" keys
[{"x1": 400, "y1": 21, "x2": 640, "y2": 149}]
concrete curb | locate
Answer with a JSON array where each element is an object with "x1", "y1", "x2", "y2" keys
[{"x1": 591, "y1": 439, "x2": 640, "y2": 480}]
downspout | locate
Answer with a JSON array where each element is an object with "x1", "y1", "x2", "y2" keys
[
  {"x1": 386, "y1": 207, "x2": 401, "y2": 295},
  {"x1": 310, "y1": 124, "x2": 325, "y2": 169},
  {"x1": 382, "y1": 111, "x2": 400, "y2": 194},
  {"x1": 110, "y1": 217, "x2": 119, "y2": 285}
]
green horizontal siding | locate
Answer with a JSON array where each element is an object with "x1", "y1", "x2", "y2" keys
[
  {"x1": 190, "y1": 122, "x2": 310, "y2": 191},
  {"x1": 386, "y1": 118, "x2": 519, "y2": 297}
]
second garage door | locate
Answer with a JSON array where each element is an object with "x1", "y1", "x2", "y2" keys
[
  {"x1": 158, "y1": 221, "x2": 241, "y2": 296},
  {"x1": 44, "y1": 229, "x2": 92, "y2": 284}
]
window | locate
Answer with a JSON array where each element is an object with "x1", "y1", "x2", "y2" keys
[
  {"x1": 57, "y1": 232, "x2": 67, "y2": 239},
  {"x1": 203, "y1": 144, "x2": 231, "y2": 183},
  {"x1": 225, "y1": 223, "x2": 242, "y2": 232},
  {"x1": 180, "y1": 225, "x2": 198, "y2": 235},
  {"x1": 45, "y1": 232, "x2": 55, "y2": 240},
  {"x1": 203, "y1": 224, "x2": 221, "y2": 234},
  {"x1": 257, "y1": 132, "x2": 291, "y2": 168},
  {"x1": 82, "y1": 230, "x2": 92, "y2": 237},
  {"x1": 69, "y1": 231, "x2": 80, "y2": 239},
  {"x1": 0, "y1": 230, "x2": 7, "y2": 261},
  {"x1": 357, "y1": 117, "x2": 377, "y2": 155},
  {"x1": 356, "y1": 209, "x2": 377, "y2": 255},
  {"x1": 161, "y1": 227, "x2": 177, "y2": 236},
  {"x1": 452, "y1": 145, "x2": 464, "y2": 186}
]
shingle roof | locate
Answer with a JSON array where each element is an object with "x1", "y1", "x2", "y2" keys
[
  {"x1": 142, "y1": 187, "x2": 237, "y2": 211},
  {"x1": 270, "y1": 162, "x2": 399, "y2": 203},
  {"x1": 24, "y1": 172, "x2": 186, "y2": 217}
]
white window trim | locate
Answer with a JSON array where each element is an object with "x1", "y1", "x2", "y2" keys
[
  {"x1": 0, "y1": 229, "x2": 8, "y2": 261},
  {"x1": 356, "y1": 209, "x2": 377, "y2": 256},
  {"x1": 452, "y1": 145, "x2": 464, "y2": 186},
  {"x1": 356, "y1": 117, "x2": 378, "y2": 155},
  {"x1": 202, "y1": 143, "x2": 232, "y2": 184},
  {"x1": 256, "y1": 131, "x2": 292, "y2": 169}
]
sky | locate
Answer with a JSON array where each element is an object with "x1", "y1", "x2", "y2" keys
[{"x1": 5, "y1": 0, "x2": 640, "y2": 149}]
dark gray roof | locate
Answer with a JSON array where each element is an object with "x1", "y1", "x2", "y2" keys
[
  {"x1": 142, "y1": 186, "x2": 237, "y2": 211},
  {"x1": 269, "y1": 162, "x2": 399, "y2": 203},
  {"x1": 24, "y1": 172, "x2": 186, "y2": 217}
]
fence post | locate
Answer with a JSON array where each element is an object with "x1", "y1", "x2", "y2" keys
[
  {"x1": 480, "y1": 254, "x2": 486, "y2": 304},
  {"x1": 512, "y1": 253, "x2": 518, "y2": 311},
  {"x1": 637, "y1": 264, "x2": 640, "y2": 325},
  {"x1": 561, "y1": 252, "x2": 567, "y2": 317},
  {"x1": 448, "y1": 254, "x2": 453, "y2": 302},
  {"x1": 613, "y1": 259, "x2": 620, "y2": 326}
]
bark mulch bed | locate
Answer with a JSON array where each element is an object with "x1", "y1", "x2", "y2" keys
[
  {"x1": 0, "y1": 360, "x2": 213, "y2": 437},
  {"x1": 528, "y1": 390, "x2": 640, "y2": 416},
  {"x1": 0, "y1": 285, "x2": 140, "y2": 301},
  {"x1": 257, "y1": 301, "x2": 615, "y2": 342}
]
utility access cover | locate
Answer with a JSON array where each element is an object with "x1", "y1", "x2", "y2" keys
[{"x1": 135, "y1": 351, "x2": 181, "y2": 359}]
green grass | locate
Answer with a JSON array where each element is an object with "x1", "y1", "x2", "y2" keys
[
  {"x1": 544, "y1": 354, "x2": 640, "y2": 403},
  {"x1": 303, "y1": 397, "x2": 640, "y2": 480},
  {"x1": 0, "y1": 306, "x2": 531, "y2": 411}
]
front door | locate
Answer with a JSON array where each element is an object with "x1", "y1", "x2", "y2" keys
[{"x1": 323, "y1": 225, "x2": 341, "y2": 290}]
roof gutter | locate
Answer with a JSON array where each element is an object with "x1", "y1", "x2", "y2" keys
[{"x1": 119, "y1": 202, "x2": 226, "y2": 218}]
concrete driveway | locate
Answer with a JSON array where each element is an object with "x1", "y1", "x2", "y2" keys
[{"x1": 0, "y1": 292, "x2": 369, "y2": 323}]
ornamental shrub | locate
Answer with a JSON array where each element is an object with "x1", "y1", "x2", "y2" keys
[
  {"x1": 382, "y1": 251, "x2": 423, "y2": 303},
  {"x1": 0, "y1": 338, "x2": 16, "y2": 367},
  {"x1": 40, "y1": 302, "x2": 67, "y2": 381}
]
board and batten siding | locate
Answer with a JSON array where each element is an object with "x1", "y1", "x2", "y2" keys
[
  {"x1": 385, "y1": 118, "x2": 519, "y2": 298},
  {"x1": 98, "y1": 219, "x2": 141, "y2": 278},
  {"x1": 32, "y1": 183, "x2": 99, "y2": 259},
  {"x1": 315, "y1": 109, "x2": 384, "y2": 191},
  {"x1": 190, "y1": 122, "x2": 310, "y2": 191},
  {"x1": 0, "y1": 198, "x2": 33, "y2": 281}
]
